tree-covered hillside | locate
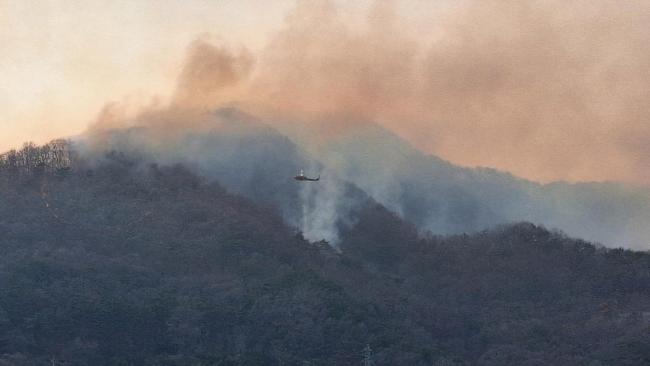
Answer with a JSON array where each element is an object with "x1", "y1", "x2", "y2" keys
[{"x1": 0, "y1": 143, "x2": 648, "y2": 365}]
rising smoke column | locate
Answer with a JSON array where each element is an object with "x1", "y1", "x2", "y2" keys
[{"x1": 299, "y1": 167, "x2": 343, "y2": 244}]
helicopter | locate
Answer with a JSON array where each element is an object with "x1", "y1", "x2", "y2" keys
[{"x1": 294, "y1": 169, "x2": 320, "y2": 182}]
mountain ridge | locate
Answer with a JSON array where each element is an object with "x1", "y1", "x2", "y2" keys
[
  {"x1": 0, "y1": 151, "x2": 648, "y2": 365},
  {"x1": 5, "y1": 106, "x2": 650, "y2": 249}
]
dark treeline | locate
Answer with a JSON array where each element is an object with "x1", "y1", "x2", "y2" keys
[
  {"x1": 0, "y1": 145, "x2": 648, "y2": 365},
  {"x1": 0, "y1": 140, "x2": 72, "y2": 175}
]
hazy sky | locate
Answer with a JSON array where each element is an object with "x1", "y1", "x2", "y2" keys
[
  {"x1": 0, "y1": 0, "x2": 435, "y2": 146},
  {"x1": 2, "y1": 0, "x2": 650, "y2": 185},
  {"x1": 0, "y1": 0, "x2": 292, "y2": 148}
]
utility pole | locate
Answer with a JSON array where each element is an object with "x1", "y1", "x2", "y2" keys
[{"x1": 362, "y1": 344, "x2": 374, "y2": 366}]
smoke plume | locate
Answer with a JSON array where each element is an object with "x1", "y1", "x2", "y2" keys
[
  {"x1": 82, "y1": 0, "x2": 650, "y2": 185},
  {"x1": 86, "y1": 0, "x2": 650, "y2": 185},
  {"x1": 81, "y1": 0, "x2": 650, "y2": 246}
]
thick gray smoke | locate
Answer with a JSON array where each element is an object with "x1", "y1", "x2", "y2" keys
[
  {"x1": 80, "y1": 1, "x2": 650, "y2": 248},
  {"x1": 299, "y1": 167, "x2": 342, "y2": 244},
  {"x1": 79, "y1": 102, "x2": 650, "y2": 249},
  {"x1": 151, "y1": 0, "x2": 650, "y2": 186},
  {"x1": 314, "y1": 123, "x2": 650, "y2": 250}
]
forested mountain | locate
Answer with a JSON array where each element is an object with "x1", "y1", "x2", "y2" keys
[
  {"x1": 0, "y1": 143, "x2": 648, "y2": 365},
  {"x1": 72, "y1": 107, "x2": 650, "y2": 249},
  {"x1": 317, "y1": 123, "x2": 650, "y2": 249}
]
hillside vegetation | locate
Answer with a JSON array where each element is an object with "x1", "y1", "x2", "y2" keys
[{"x1": 0, "y1": 142, "x2": 648, "y2": 365}]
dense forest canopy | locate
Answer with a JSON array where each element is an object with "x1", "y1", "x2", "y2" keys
[{"x1": 0, "y1": 140, "x2": 648, "y2": 365}]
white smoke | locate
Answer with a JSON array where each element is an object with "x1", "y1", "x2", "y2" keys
[{"x1": 299, "y1": 166, "x2": 344, "y2": 244}]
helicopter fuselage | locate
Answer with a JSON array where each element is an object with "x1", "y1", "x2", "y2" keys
[{"x1": 294, "y1": 175, "x2": 319, "y2": 181}]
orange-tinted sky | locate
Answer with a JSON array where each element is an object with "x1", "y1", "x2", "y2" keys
[
  {"x1": 0, "y1": 0, "x2": 293, "y2": 147},
  {"x1": 2, "y1": 0, "x2": 650, "y2": 185}
]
